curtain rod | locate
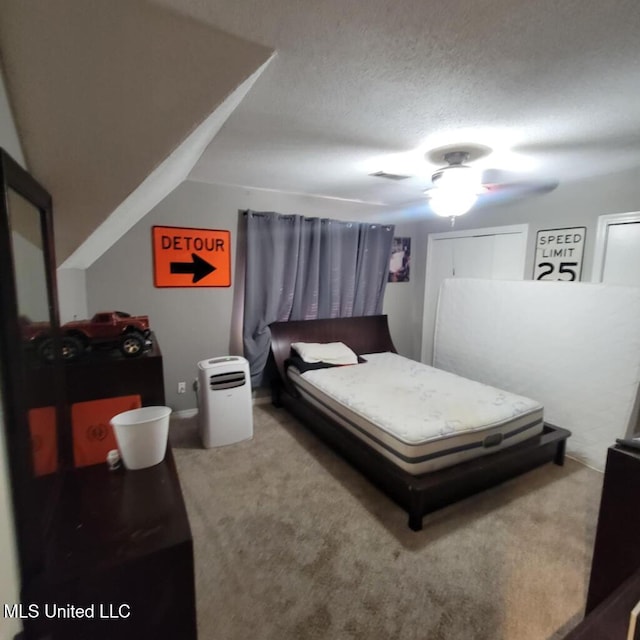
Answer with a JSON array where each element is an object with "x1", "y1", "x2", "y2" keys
[{"x1": 242, "y1": 210, "x2": 392, "y2": 231}]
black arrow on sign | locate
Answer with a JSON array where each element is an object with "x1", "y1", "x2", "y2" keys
[{"x1": 170, "y1": 253, "x2": 216, "y2": 283}]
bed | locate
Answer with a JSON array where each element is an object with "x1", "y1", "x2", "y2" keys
[{"x1": 268, "y1": 315, "x2": 570, "y2": 531}]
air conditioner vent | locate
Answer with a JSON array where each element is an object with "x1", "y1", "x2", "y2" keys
[
  {"x1": 369, "y1": 170, "x2": 411, "y2": 181},
  {"x1": 209, "y1": 371, "x2": 246, "y2": 390}
]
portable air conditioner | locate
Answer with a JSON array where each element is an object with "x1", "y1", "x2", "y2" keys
[{"x1": 197, "y1": 356, "x2": 253, "y2": 448}]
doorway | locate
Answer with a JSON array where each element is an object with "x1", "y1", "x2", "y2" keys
[{"x1": 592, "y1": 212, "x2": 640, "y2": 286}]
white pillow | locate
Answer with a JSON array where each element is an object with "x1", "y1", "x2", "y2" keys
[{"x1": 291, "y1": 341, "x2": 358, "y2": 365}]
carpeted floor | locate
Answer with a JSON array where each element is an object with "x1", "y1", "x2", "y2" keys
[{"x1": 170, "y1": 405, "x2": 603, "y2": 640}]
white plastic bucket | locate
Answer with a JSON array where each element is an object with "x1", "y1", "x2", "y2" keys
[{"x1": 110, "y1": 406, "x2": 172, "y2": 470}]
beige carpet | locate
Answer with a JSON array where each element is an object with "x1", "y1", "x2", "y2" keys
[{"x1": 170, "y1": 405, "x2": 603, "y2": 640}]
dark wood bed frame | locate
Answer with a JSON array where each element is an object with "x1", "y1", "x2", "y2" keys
[{"x1": 268, "y1": 315, "x2": 571, "y2": 531}]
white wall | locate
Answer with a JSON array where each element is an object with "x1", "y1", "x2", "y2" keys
[
  {"x1": 11, "y1": 230, "x2": 49, "y2": 321},
  {"x1": 382, "y1": 220, "x2": 428, "y2": 360},
  {"x1": 57, "y1": 268, "x2": 88, "y2": 323},
  {"x1": 0, "y1": 67, "x2": 23, "y2": 166},
  {"x1": 0, "y1": 65, "x2": 24, "y2": 640},
  {"x1": 86, "y1": 180, "x2": 401, "y2": 411}
]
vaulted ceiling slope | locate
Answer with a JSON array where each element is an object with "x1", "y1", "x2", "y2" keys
[{"x1": 0, "y1": 0, "x2": 273, "y2": 266}]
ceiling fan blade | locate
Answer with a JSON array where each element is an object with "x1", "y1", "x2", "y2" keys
[
  {"x1": 420, "y1": 149, "x2": 558, "y2": 210},
  {"x1": 480, "y1": 167, "x2": 535, "y2": 185},
  {"x1": 481, "y1": 178, "x2": 559, "y2": 201}
]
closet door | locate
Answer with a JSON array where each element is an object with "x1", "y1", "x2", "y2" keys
[
  {"x1": 452, "y1": 235, "x2": 494, "y2": 278},
  {"x1": 592, "y1": 214, "x2": 640, "y2": 286},
  {"x1": 493, "y1": 233, "x2": 527, "y2": 279},
  {"x1": 421, "y1": 225, "x2": 528, "y2": 364}
]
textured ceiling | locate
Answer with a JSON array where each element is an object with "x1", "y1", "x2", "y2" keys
[
  {"x1": 3, "y1": 0, "x2": 639, "y2": 266},
  {"x1": 153, "y1": 0, "x2": 640, "y2": 211}
]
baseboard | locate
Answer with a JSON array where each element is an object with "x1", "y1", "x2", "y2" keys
[
  {"x1": 172, "y1": 394, "x2": 269, "y2": 420},
  {"x1": 252, "y1": 387, "x2": 270, "y2": 405},
  {"x1": 172, "y1": 408, "x2": 198, "y2": 419}
]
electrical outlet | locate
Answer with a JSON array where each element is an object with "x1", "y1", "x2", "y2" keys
[{"x1": 177, "y1": 381, "x2": 186, "y2": 394}]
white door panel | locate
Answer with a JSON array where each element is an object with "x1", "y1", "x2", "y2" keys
[
  {"x1": 602, "y1": 222, "x2": 640, "y2": 286},
  {"x1": 421, "y1": 225, "x2": 528, "y2": 365},
  {"x1": 453, "y1": 235, "x2": 494, "y2": 278},
  {"x1": 593, "y1": 212, "x2": 640, "y2": 286},
  {"x1": 492, "y1": 233, "x2": 528, "y2": 280}
]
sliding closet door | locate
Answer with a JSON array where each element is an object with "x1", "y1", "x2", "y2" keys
[
  {"x1": 451, "y1": 235, "x2": 495, "y2": 278},
  {"x1": 421, "y1": 225, "x2": 528, "y2": 365}
]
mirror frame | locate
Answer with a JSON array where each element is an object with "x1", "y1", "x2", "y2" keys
[{"x1": 0, "y1": 147, "x2": 66, "y2": 582}]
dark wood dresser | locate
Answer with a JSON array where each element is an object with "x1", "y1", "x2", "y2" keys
[
  {"x1": 62, "y1": 333, "x2": 166, "y2": 407},
  {"x1": 563, "y1": 444, "x2": 640, "y2": 639},
  {"x1": 21, "y1": 338, "x2": 198, "y2": 640},
  {"x1": 22, "y1": 449, "x2": 197, "y2": 640}
]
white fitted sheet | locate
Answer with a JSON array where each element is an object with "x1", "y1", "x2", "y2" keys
[{"x1": 288, "y1": 352, "x2": 544, "y2": 475}]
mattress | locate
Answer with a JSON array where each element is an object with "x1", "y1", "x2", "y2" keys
[
  {"x1": 433, "y1": 278, "x2": 640, "y2": 471},
  {"x1": 287, "y1": 352, "x2": 544, "y2": 475}
]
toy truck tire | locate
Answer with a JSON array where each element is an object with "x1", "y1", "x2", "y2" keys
[
  {"x1": 36, "y1": 335, "x2": 84, "y2": 362},
  {"x1": 119, "y1": 331, "x2": 146, "y2": 357}
]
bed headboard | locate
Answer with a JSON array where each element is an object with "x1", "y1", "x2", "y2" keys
[{"x1": 268, "y1": 315, "x2": 397, "y2": 388}]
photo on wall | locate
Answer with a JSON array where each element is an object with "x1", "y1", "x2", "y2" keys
[{"x1": 388, "y1": 237, "x2": 411, "y2": 282}]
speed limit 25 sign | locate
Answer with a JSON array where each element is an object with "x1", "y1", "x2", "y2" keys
[{"x1": 533, "y1": 227, "x2": 586, "y2": 281}]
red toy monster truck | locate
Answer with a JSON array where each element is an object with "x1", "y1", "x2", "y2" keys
[
  {"x1": 26, "y1": 311, "x2": 152, "y2": 361},
  {"x1": 60, "y1": 311, "x2": 151, "y2": 359}
]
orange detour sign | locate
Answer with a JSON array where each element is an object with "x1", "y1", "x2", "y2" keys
[{"x1": 152, "y1": 226, "x2": 231, "y2": 287}]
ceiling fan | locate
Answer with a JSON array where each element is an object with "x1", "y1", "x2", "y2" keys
[{"x1": 424, "y1": 144, "x2": 557, "y2": 221}]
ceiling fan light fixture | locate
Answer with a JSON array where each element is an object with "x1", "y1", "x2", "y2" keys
[
  {"x1": 427, "y1": 188, "x2": 478, "y2": 217},
  {"x1": 425, "y1": 149, "x2": 486, "y2": 218}
]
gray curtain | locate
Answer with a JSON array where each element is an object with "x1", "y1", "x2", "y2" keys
[{"x1": 243, "y1": 211, "x2": 394, "y2": 386}]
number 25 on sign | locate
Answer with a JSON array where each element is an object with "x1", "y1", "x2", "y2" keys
[{"x1": 152, "y1": 226, "x2": 231, "y2": 287}]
